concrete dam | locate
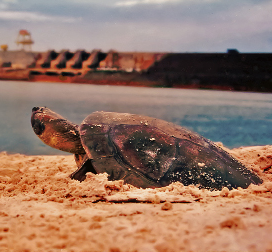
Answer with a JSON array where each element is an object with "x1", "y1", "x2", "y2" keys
[{"x1": 1, "y1": 49, "x2": 272, "y2": 92}]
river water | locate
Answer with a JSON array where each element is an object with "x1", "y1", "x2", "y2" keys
[{"x1": 1, "y1": 81, "x2": 272, "y2": 155}]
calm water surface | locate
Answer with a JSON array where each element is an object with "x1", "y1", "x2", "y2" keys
[{"x1": 1, "y1": 81, "x2": 272, "y2": 155}]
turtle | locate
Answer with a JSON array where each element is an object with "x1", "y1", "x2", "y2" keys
[{"x1": 31, "y1": 106, "x2": 262, "y2": 190}]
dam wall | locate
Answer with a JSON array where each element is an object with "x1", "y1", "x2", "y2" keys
[{"x1": 1, "y1": 49, "x2": 272, "y2": 92}]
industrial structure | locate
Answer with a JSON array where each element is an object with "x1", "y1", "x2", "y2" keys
[
  {"x1": 1, "y1": 47, "x2": 272, "y2": 92},
  {"x1": 15, "y1": 30, "x2": 34, "y2": 51}
]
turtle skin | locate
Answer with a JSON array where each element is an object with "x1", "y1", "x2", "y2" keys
[{"x1": 70, "y1": 111, "x2": 262, "y2": 190}]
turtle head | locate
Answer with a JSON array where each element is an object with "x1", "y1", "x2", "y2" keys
[{"x1": 31, "y1": 107, "x2": 85, "y2": 154}]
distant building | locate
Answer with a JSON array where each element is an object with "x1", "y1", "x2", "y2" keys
[
  {"x1": 0, "y1": 50, "x2": 37, "y2": 69},
  {"x1": 98, "y1": 51, "x2": 165, "y2": 72}
]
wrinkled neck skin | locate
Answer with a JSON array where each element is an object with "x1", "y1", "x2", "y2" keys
[{"x1": 31, "y1": 107, "x2": 85, "y2": 154}]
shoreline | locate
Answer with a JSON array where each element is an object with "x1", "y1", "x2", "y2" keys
[
  {"x1": 1, "y1": 145, "x2": 272, "y2": 251},
  {"x1": 0, "y1": 69, "x2": 263, "y2": 93}
]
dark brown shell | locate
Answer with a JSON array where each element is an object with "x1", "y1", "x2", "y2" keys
[{"x1": 79, "y1": 111, "x2": 262, "y2": 189}]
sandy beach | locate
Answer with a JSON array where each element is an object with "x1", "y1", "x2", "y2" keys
[{"x1": 1, "y1": 145, "x2": 272, "y2": 252}]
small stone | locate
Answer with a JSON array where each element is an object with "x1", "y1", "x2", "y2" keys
[
  {"x1": 253, "y1": 204, "x2": 261, "y2": 212},
  {"x1": 109, "y1": 248, "x2": 121, "y2": 252},
  {"x1": 161, "y1": 202, "x2": 173, "y2": 211},
  {"x1": 220, "y1": 216, "x2": 246, "y2": 229}
]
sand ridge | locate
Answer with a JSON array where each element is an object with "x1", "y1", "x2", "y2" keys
[{"x1": 0, "y1": 145, "x2": 272, "y2": 251}]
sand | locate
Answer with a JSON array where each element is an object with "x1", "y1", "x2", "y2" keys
[{"x1": 0, "y1": 145, "x2": 272, "y2": 252}]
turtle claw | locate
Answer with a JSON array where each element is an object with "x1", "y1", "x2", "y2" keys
[{"x1": 70, "y1": 159, "x2": 97, "y2": 182}]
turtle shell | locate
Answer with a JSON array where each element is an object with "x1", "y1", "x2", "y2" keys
[{"x1": 79, "y1": 111, "x2": 262, "y2": 190}]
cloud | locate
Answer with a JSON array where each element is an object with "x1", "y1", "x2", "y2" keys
[
  {"x1": 115, "y1": 0, "x2": 179, "y2": 6},
  {"x1": 0, "y1": 0, "x2": 271, "y2": 52},
  {"x1": 115, "y1": 0, "x2": 220, "y2": 7},
  {"x1": 0, "y1": 10, "x2": 82, "y2": 23},
  {"x1": 0, "y1": 0, "x2": 16, "y2": 10},
  {"x1": 0, "y1": 0, "x2": 17, "y2": 7}
]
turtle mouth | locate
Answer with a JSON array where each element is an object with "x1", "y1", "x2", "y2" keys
[
  {"x1": 31, "y1": 118, "x2": 45, "y2": 135},
  {"x1": 31, "y1": 107, "x2": 47, "y2": 135}
]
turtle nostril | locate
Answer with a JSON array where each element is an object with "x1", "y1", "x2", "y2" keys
[{"x1": 32, "y1": 107, "x2": 40, "y2": 112}]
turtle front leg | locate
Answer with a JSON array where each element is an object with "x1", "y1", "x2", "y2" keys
[
  {"x1": 74, "y1": 154, "x2": 88, "y2": 168},
  {"x1": 70, "y1": 154, "x2": 97, "y2": 182}
]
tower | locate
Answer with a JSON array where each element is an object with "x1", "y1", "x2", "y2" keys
[{"x1": 16, "y1": 30, "x2": 34, "y2": 51}]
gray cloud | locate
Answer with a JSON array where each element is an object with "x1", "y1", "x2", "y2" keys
[
  {"x1": 115, "y1": 0, "x2": 180, "y2": 6},
  {"x1": 0, "y1": 0, "x2": 271, "y2": 52},
  {"x1": 0, "y1": 10, "x2": 82, "y2": 22}
]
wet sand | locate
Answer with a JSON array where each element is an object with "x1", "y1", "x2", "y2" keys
[{"x1": 0, "y1": 145, "x2": 272, "y2": 252}]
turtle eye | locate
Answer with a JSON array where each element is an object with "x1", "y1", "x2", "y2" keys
[
  {"x1": 32, "y1": 107, "x2": 40, "y2": 112},
  {"x1": 32, "y1": 119, "x2": 45, "y2": 135},
  {"x1": 32, "y1": 107, "x2": 45, "y2": 113}
]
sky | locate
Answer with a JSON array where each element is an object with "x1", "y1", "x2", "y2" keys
[{"x1": 0, "y1": 0, "x2": 271, "y2": 53}]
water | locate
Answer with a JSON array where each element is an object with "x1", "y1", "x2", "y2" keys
[{"x1": 1, "y1": 81, "x2": 272, "y2": 155}]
